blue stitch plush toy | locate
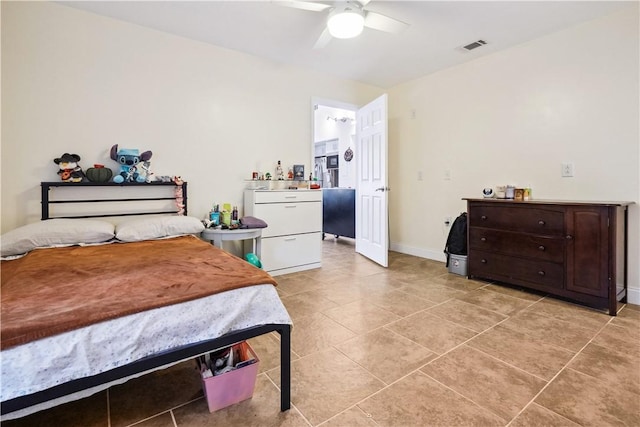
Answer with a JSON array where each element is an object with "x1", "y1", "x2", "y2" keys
[{"x1": 110, "y1": 144, "x2": 153, "y2": 183}]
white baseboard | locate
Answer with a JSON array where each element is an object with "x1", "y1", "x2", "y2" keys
[
  {"x1": 390, "y1": 242, "x2": 446, "y2": 263},
  {"x1": 627, "y1": 287, "x2": 640, "y2": 305}
]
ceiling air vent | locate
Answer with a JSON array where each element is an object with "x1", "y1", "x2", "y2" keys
[{"x1": 461, "y1": 39, "x2": 487, "y2": 51}]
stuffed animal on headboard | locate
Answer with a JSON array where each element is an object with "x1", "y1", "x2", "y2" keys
[
  {"x1": 173, "y1": 176, "x2": 185, "y2": 215},
  {"x1": 110, "y1": 144, "x2": 152, "y2": 183},
  {"x1": 53, "y1": 153, "x2": 85, "y2": 182}
]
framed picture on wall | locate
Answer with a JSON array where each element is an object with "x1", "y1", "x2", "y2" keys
[{"x1": 293, "y1": 164, "x2": 305, "y2": 180}]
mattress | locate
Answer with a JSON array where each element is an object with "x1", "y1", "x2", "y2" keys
[{"x1": 1, "y1": 283, "x2": 291, "y2": 419}]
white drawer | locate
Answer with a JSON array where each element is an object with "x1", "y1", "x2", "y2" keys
[
  {"x1": 253, "y1": 190, "x2": 322, "y2": 204},
  {"x1": 261, "y1": 233, "x2": 322, "y2": 272},
  {"x1": 254, "y1": 202, "x2": 321, "y2": 237}
]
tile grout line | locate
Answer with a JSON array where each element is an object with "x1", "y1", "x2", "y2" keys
[
  {"x1": 306, "y1": 281, "x2": 537, "y2": 423},
  {"x1": 170, "y1": 410, "x2": 178, "y2": 427},
  {"x1": 336, "y1": 315, "x2": 516, "y2": 424},
  {"x1": 349, "y1": 297, "x2": 580, "y2": 425},
  {"x1": 503, "y1": 315, "x2": 616, "y2": 427},
  {"x1": 262, "y1": 371, "x2": 314, "y2": 427},
  {"x1": 316, "y1": 403, "x2": 382, "y2": 427}
]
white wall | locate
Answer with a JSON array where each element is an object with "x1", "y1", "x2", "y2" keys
[
  {"x1": 388, "y1": 5, "x2": 640, "y2": 303},
  {"x1": 0, "y1": 1, "x2": 381, "y2": 232}
]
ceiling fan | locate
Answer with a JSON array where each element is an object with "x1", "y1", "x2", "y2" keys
[{"x1": 274, "y1": 0, "x2": 409, "y2": 48}]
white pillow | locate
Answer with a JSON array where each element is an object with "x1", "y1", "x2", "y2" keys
[
  {"x1": 115, "y1": 216, "x2": 204, "y2": 242},
  {"x1": 1, "y1": 219, "x2": 115, "y2": 257}
]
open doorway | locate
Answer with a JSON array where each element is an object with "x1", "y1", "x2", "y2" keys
[
  {"x1": 312, "y1": 95, "x2": 390, "y2": 267},
  {"x1": 312, "y1": 98, "x2": 357, "y2": 245},
  {"x1": 311, "y1": 99, "x2": 357, "y2": 189}
]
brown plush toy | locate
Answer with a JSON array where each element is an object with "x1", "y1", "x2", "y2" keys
[{"x1": 53, "y1": 153, "x2": 85, "y2": 182}]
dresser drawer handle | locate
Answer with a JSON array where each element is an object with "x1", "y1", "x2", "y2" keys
[
  {"x1": 284, "y1": 196, "x2": 297, "y2": 199},
  {"x1": 481, "y1": 215, "x2": 488, "y2": 220},
  {"x1": 481, "y1": 259, "x2": 487, "y2": 264},
  {"x1": 538, "y1": 271, "x2": 545, "y2": 276},
  {"x1": 284, "y1": 237, "x2": 297, "y2": 241},
  {"x1": 538, "y1": 220, "x2": 545, "y2": 226},
  {"x1": 480, "y1": 237, "x2": 487, "y2": 242},
  {"x1": 538, "y1": 245, "x2": 545, "y2": 251},
  {"x1": 566, "y1": 235, "x2": 573, "y2": 240},
  {"x1": 284, "y1": 205, "x2": 297, "y2": 208}
]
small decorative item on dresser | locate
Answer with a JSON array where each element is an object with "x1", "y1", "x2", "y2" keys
[
  {"x1": 514, "y1": 188, "x2": 524, "y2": 201},
  {"x1": 276, "y1": 161, "x2": 284, "y2": 180},
  {"x1": 482, "y1": 188, "x2": 494, "y2": 198},
  {"x1": 505, "y1": 185, "x2": 515, "y2": 199},
  {"x1": 293, "y1": 165, "x2": 305, "y2": 180},
  {"x1": 495, "y1": 185, "x2": 506, "y2": 199}
]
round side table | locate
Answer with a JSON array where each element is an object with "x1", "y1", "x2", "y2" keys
[{"x1": 201, "y1": 228, "x2": 263, "y2": 258}]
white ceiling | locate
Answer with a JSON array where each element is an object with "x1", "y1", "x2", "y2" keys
[{"x1": 59, "y1": 1, "x2": 632, "y2": 88}]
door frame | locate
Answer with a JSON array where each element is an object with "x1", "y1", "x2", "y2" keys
[{"x1": 311, "y1": 96, "x2": 390, "y2": 267}]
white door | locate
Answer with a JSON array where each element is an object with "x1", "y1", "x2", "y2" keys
[{"x1": 355, "y1": 94, "x2": 389, "y2": 267}]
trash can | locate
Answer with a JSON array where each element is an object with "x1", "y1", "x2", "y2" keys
[{"x1": 448, "y1": 254, "x2": 467, "y2": 276}]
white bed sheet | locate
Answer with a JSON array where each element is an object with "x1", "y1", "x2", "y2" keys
[{"x1": 1, "y1": 284, "x2": 291, "y2": 416}]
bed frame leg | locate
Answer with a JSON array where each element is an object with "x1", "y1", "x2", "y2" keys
[{"x1": 279, "y1": 325, "x2": 291, "y2": 411}]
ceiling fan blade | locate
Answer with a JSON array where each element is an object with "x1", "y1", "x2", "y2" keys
[
  {"x1": 272, "y1": 1, "x2": 331, "y2": 12},
  {"x1": 313, "y1": 27, "x2": 333, "y2": 49},
  {"x1": 364, "y1": 11, "x2": 409, "y2": 34}
]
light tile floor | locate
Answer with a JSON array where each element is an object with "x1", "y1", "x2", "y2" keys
[{"x1": 5, "y1": 238, "x2": 640, "y2": 427}]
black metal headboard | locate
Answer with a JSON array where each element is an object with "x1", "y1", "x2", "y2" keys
[{"x1": 40, "y1": 181, "x2": 188, "y2": 220}]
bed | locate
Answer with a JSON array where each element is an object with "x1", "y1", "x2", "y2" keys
[{"x1": 1, "y1": 181, "x2": 292, "y2": 420}]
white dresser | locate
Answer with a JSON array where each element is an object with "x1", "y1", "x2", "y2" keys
[{"x1": 244, "y1": 189, "x2": 322, "y2": 276}]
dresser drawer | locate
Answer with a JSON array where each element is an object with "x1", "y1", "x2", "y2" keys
[
  {"x1": 253, "y1": 190, "x2": 322, "y2": 204},
  {"x1": 469, "y1": 228, "x2": 564, "y2": 263},
  {"x1": 253, "y1": 202, "x2": 321, "y2": 237},
  {"x1": 261, "y1": 233, "x2": 322, "y2": 272},
  {"x1": 469, "y1": 205, "x2": 564, "y2": 236},
  {"x1": 469, "y1": 250, "x2": 564, "y2": 289}
]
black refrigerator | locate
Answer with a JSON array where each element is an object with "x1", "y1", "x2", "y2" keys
[{"x1": 322, "y1": 188, "x2": 355, "y2": 239}]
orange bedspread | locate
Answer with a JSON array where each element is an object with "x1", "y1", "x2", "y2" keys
[{"x1": 1, "y1": 235, "x2": 277, "y2": 350}]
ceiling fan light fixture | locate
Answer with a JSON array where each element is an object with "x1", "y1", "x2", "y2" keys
[{"x1": 327, "y1": 6, "x2": 365, "y2": 39}]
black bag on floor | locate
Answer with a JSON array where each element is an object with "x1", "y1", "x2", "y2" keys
[{"x1": 444, "y1": 212, "x2": 467, "y2": 267}]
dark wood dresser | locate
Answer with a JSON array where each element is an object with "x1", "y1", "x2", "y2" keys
[{"x1": 464, "y1": 198, "x2": 633, "y2": 315}]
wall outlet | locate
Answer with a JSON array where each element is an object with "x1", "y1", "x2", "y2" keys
[
  {"x1": 417, "y1": 170, "x2": 423, "y2": 181},
  {"x1": 444, "y1": 169, "x2": 451, "y2": 181},
  {"x1": 561, "y1": 162, "x2": 574, "y2": 177}
]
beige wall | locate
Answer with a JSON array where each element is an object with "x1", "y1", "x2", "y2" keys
[
  {"x1": 387, "y1": 5, "x2": 639, "y2": 302},
  {"x1": 0, "y1": 1, "x2": 381, "y2": 231}
]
